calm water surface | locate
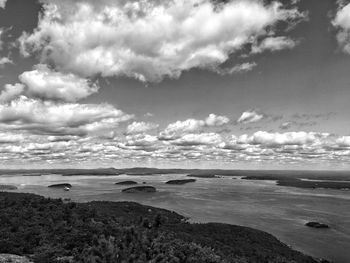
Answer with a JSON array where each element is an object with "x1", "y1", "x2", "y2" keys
[{"x1": 1, "y1": 173, "x2": 349, "y2": 263}]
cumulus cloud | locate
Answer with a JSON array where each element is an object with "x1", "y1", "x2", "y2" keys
[
  {"x1": 119, "y1": 134, "x2": 159, "y2": 151},
  {"x1": 332, "y1": 3, "x2": 350, "y2": 53},
  {"x1": 2, "y1": 64, "x2": 99, "y2": 102},
  {"x1": 241, "y1": 131, "x2": 319, "y2": 147},
  {"x1": 204, "y1": 114, "x2": 230, "y2": 126},
  {"x1": 251, "y1": 36, "x2": 298, "y2": 54},
  {"x1": 237, "y1": 110, "x2": 264, "y2": 124},
  {"x1": 0, "y1": 57, "x2": 13, "y2": 66},
  {"x1": 0, "y1": 83, "x2": 25, "y2": 103},
  {"x1": 159, "y1": 114, "x2": 229, "y2": 140},
  {"x1": 20, "y1": 0, "x2": 305, "y2": 82},
  {"x1": 280, "y1": 122, "x2": 292, "y2": 130},
  {"x1": 126, "y1": 121, "x2": 159, "y2": 135},
  {"x1": 0, "y1": 96, "x2": 133, "y2": 136},
  {"x1": 0, "y1": 0, "x2": 7, "y2": 9},
  {"x1": 171, "y1": 132, "x2": 222, "y2": 146},
  {"x1": 0, "y1": 132, "x2": 24, "y2": 143}
]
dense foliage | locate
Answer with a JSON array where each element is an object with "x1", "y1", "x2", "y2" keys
[{"x1": 0, "y1": 192, "x2": 325, "y2": 263}]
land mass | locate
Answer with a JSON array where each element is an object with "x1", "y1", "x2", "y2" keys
[
  {"x1": 47, "y1": 183, "x2": 72, "y2": 188},
  {"x1": 166, "y1": 179, "x2": 196, "y2": 184},
  {"x1": 305, "y1": 222, "x2": 329, "y2": 229},
  {"x1": 0, "y1": 192, "x2": 328, "y2": 263},
  {"x1": 242, "y1": 176, "x2": 350, "y2": 190},
  {"x1": 121, "y1": 186, "x2": 156, "y2": 193},
  {"x1": 115, "y1": 180, "x2": 138, "y2": 185}
]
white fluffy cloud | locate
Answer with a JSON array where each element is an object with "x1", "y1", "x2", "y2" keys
[
  {"x1": 0, "y1": 84, "x2": 25, "y2": 103},
  {"x1": 0, "y1": 64, "x2": 99, "y2": 102},
  {"x1": 237, "y1": 110, "x2": 264, "y2": 124},
  {"x1": 0, "y1": 57, "x2": 13, "y2": 66},
  {"x1": 171, "y1": 132, "x2": 222, "y2": 146},
  {"x1": 0, "y1": 133, "x2": 24, "y2": 143},
  {"x1": 160, "y1": 114, "x2": 229, "y2": 139},
  {"x1": 240, "y1": 131, "x2": 319, "y2": 147},
  {"x1": 332, "y1": 3, "x2": 350, "y2": 53},
  {"x1": 0, "y1": 96, "x2": 133, "y2": 136},
  {"x1": 126, "y1": 121, "x2": 159, "y2": 134},
  {"x1": 251, "y1": 36, "x2": 298, "y2": 54},
  {"x1": 0, "y1": 0, "x2": 7, "y2": 9},
  {"x1": 20, "y1": 0, "x2": 305, "y2": 82}
]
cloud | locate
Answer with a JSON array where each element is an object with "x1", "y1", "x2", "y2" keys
[
  {"x1": 0, "y1": 96, "x2": 133, "y2": 136},
  {"x1": 241, "y1": 131, "x2": 319, "y2": 147},
  {"x1": 0, "y1": 0, "x2": 7, "y2": 9},
  {"x1": 0, "y1": 57, "x2": 13, "y2": 66},
  {"x1": 126, "y1": 121, "x2": 159, "y2": 135},
  {"x1": 332, "y1": 3, "x2": 350, "y2": 53},
  {"x1": 214, "y1": 62, "x2": 257, "y2": 75},
  {"x1": 3, "y1": 64, "x2": 99, "y2": 102},
  {"x1": 237, "y1": 110, "x2": 264, "y2": 124},
  {"x1": 280, "y1": 122, "x2": 292, "y2": 130},
  {"x1": 0, "y1": 83, "x2": 25, "y2": 103},
  {"x1": 119, "y1": 134, "x2": 159, "y2": 151},
  {"x1": 0, "y1": 28, "x2": 5, "y2": 50},
  {"x1": 204, "y1": 113, "x2": 230, "y2": 126},
  {"x1": 171, "y1": 133, "x2": 222, "y2": 146},
  {"x1": 20, "y1": 0, "x2": 305, "y2": 82},
  {"x1": 251, "y1": 36, "x2": 298, "y2": 54},
  {"x1": 0, "y1": 132, "x2": 24, "y2": 143},
  {"x1": 159, "y1": 113, "x2": 229, "y2": 140}
]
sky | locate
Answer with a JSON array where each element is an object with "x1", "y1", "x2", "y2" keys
[{"x1": 1, "y1": 0, "x2": 350, "y2": 169}]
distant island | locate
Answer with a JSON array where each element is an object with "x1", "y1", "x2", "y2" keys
[
  {"x1": 48, "y1": 183, "x2": 72, "y2": 188},
  {"x1": 0, "y1": 192, "x2": 327, "y2": 263},
  {"x1": 242, "y1": 175, "x2": 350, "y2": 190},
  {"x1": 115, "y1": 180, "x2": 138, "y2": 185},
  {"x1": 187, "y1": 174, "x2": 217, "y2": 178},
  {"x1": 166, "y1": 179, "x2": 196, "y2": 184},
  {"x1": 305, "y1": 222, "x2": 329, "y2": 229},
  {"x1": 122, "y1": 186, "x2": 156, "y2": 193}
]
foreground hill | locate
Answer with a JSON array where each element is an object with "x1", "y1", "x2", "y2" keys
[{"x1": 0, "y1": 192, "x2": 328, "y2": 263}]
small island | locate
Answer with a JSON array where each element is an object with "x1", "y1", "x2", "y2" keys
[
  {"x1": 187, "y1": 174, "x2": 217, "y2": 178},
  {"x1": 48, "y1": 183, "x2": 72, "y2": 188},
  {"x1": 115, "y1": 180, "x2": 138, "y2": 185},
  {"x1": 305, "y1": 222, "x2": 329, "y2": 229},
  {"x1": 166, "y1": 179, "x2": 196, "y2": 185},
  {"x1": 122, "y1": 186, "x2": 156, "y2": 193},
  {"x1": 0, "y1": 185, "x2": 18, "y2": 190}
]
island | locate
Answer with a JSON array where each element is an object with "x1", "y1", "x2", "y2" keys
[
  {"x1": 115, "y1": 180, "x2": 138, "y2": 185},
  {"x1": 0, "y1": 185, "x2": 18, "y2": 190},
  {"x1": 242, "y1": 175, "x2": 350, "y2": 190},
  {"x1": 0, "y1": 192, "x2": 327, "y2": 263},
  {"x1": 47, "y1": 183, "x2": 72, "y2": 188},
  {"x1": 165, "y1": 179, "x2": 196, "y2": 185},
  {"x1": 187, "y1": 174, "x2": 217, "y2": 178},
  {"x1": 121, "y1": 186, "x2": 156, "y2": 193},
  {"x1": 305, "y1": 222, "x2": 329, "y2": 229}
]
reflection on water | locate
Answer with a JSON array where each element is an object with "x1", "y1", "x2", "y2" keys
[{"x1": 1, "y1": 173, "x2": 350, "y2": 263}]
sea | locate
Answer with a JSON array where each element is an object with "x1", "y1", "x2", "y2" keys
[{"x1": 0, "y1": 172, "x2": 349, "y2": 263}]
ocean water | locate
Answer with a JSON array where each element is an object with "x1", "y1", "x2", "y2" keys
[{"x1": 0, "y1": 173, "x2": 349, "y2": 263}]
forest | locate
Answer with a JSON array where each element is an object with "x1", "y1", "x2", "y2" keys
[{"x1": 0, "y1": 192, "x2": 328, "y2": 263}]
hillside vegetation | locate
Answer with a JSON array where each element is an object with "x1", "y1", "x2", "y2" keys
[{"x1": 0, "y1": 192, "x2": 326, "y2": 263}]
